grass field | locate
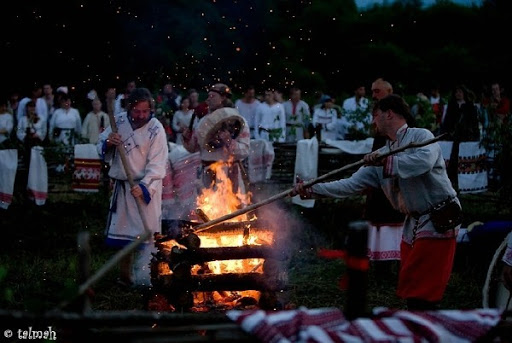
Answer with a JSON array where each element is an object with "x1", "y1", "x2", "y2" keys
[{"x1": 1, "y1": 179, "x2": 511, "y2": 314}]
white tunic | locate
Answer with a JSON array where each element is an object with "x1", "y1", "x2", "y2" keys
[
  {"x1": 235, "y1": 98, "x2": 261, "y2": 138},
  {"x1": 312, "y1": 107, "x2": 338, "y2": 141},
  {"x1": 283, "y1": 100, "x2": 311, "y2": 142},
  {"x1": 254, "y1": 102, "x2": 286, "y2": 142},
  {"x1": 312, "y1": 127, "x2": 459, "y2": 244},
  {"x1": 50, "y1": 107, "x2": 82, "y2": 146},
  {"x1": 342, "y1": 96, "x2": 369, "y2": 113},
  {"x1": 17, "y1": 116, "x2": 47, "y2": 142},
  {"x1": 172, "y1": 109, "x2": 195, "y2": 145},
  {"x1": 81, "y1": 111, "x2": 110, "y2": 144},
  {"x1": 0, "y1": 113, "x2": 14, "y2": 144},
  {"x1": 17, "y1": 97, "x2": 48, "y2": 124},
  {"x1": 97, "y1": 112, "x2": 168, "y2": 243}
]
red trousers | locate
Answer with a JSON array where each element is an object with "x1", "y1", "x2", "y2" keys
[{"x1": 397, "y1": 238, "x2": 456, "y2": 302}]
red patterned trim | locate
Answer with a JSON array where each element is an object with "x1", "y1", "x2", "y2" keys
[{"x1": 0, "y1": 192, "x2": 13, "y2": 203}]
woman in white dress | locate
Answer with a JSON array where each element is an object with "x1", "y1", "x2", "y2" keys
[
  {"x1": 312, "y1": 95, "x2": 338, "y2": 141},
  {"x1": 172, "y1": 97, "x2": 195, "y2": 145}
]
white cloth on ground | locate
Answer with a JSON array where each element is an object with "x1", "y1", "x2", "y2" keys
[
  {"x1": 0, "y1": 149, "x2": 18, "y2": 209},
  {"x1": 27, "y1": 146, "x2": 48, "y2": 206},
  {"x1": 292, "y1": 137, "x2": 318, "y2": 208}
]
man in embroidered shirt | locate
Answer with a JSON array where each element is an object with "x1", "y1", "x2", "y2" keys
[
  {"x1": 292, "y1": 94, "x2": 461, "y2": 310},
  {"x1": 97, "y1": 87, "x2": 168, "y2": 286}
]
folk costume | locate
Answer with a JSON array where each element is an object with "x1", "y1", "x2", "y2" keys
[
  {"x1": 183, "y1": 107, "x2": 250, "y2": 195},
  {"x1": 81, "y1": 110, "x2": 110, "y2": 144},
  {"x1": 97, "y1": 112, "x2": 168, "y2": 247},
  {"x1": 254, "y1": 102, "x2": 286, "y2": 143},
  {"x1": 235, "y1": 98, "x2": 261, "y2": 139},
  {"x1": 312, "y1": 105, "x2": 338, "y2": 141},
  {"x1": 283, "y1": 99, "x2": 310, "y2": 142},
  {"x1": 50, "y1": 106, "x2": 82, "y2": 146},
  {"x1": 310, "y1": 126, "x2": 460, "y2": 304}
]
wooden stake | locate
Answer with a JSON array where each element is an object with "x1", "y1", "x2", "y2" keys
[{"x1": 193, "y1": 133, "x2": 448, "y2": 233}]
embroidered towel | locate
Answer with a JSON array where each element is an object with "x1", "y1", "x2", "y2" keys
[
  {"x1": 72, "y1": 143, "x2": 102, "y2": 192},
  {"x1": 27, "y1": 146, "x2": 48, "y2": 205}
]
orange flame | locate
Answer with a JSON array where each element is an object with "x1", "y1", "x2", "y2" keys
[{"x1": 196, "y1": 159, "x2": 253, "y2": 222}]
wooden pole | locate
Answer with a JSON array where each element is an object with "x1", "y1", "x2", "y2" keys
[
  {"x1": 194, "y1": 133, "x2": 448, "y2": 233},
  {"x1": 344, "y1": 221, "x2": 370, "y2": 320},
  {"x1": 106, "y1": 113, "x2": 152, "y2": 235},
  {"x1": 77, "y1": 232, "x2": 92, "y2": 313}
]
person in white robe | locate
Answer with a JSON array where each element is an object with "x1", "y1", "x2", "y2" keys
[
  {"x1": 235, "y1": 85, "x2": 261, "y2": 139},
  {"x1": 254, "y1": 89, "x2": 286, "y2": 143},
  {"x1": 283, "y1": 87, "x2": 311, "y2": 142},
  {"x1": 49, "y1": 93, "x2": 82, "y2": 146},
  {"x1": 97, "y1": 87, "x2": 168, "y2": 287},
  {"x1": 81, "y1": 98, "x2": 110, "y2": 144},
  {"x1": 312, "y1": 95, "x2": 338, "y2": 141},
  {"x1": 0, "y1": 101, "x2": 14, "y2": 145},
  {"x1": 171, "y1": 97, "x2": 195, "y2": 145}
]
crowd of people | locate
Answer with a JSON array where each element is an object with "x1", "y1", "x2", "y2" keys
[
  {"x1": 1, "y1": 77, "x2": 511, "y2": 307},
  {"x1": 1, "y1": 79, "x2": 509, "y2": 154}
]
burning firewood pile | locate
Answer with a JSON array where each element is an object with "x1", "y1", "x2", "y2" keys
[{"x1": 148, "y1": 161, "x2": 291, "y2": 313}]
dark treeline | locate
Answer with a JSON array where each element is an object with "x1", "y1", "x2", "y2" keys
[{"x1": 1, "y1": 0, "x2": 511, "y2": 99}]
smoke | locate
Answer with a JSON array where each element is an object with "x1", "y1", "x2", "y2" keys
[
  {"x1": 252, "y1": 190, "x2": 329, "y2": 259},
  {"x1": 132, "y1": 243, "x2": 156, "y2": 287}
]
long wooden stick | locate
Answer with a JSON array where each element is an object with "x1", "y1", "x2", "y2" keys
[
  {"x1": 106, "y1": 113, "x2": 152, "y2": 235},
  {"x1": 194, "y1": 133, "x2": 447, "y2": 233}
]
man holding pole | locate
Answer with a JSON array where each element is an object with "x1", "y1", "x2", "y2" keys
[
  {"x1": 97, "y1": 87, "x2": 168, "y2": 287},
  {"x1": 292, "y1": 94, "x2": 461, "y2": 310}
]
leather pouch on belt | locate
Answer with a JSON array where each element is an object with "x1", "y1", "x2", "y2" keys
[{"x1": 430, "y1": 199, "x2": 463, "y2": 233}]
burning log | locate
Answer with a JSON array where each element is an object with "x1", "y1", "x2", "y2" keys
[
  {"x1": 195, "y1": 208, "x2": 211, "y2": 223},
  {"x1": 206, "y1": 219, "x2": 270, "y2": 231},
  {"x1": 157, "y1": 220, "x2": 272, "y2": 243},
  {"x1": 158, "y1": 272, "x2": 287, "y2": 292},
  {"x1": 169, "y1": 245, "x2": 287, "y2": 265}
]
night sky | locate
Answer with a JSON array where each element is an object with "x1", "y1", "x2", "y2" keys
[
  {"x1": 1, "y1": 0, "x2": 506, "y2": 102},
  {"x1": 0, "y1": 1, "x2": 282, "y2": 98}
]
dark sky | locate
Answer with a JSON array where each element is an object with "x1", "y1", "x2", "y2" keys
[
  {"x1": 1, "y1": 2, "x2": 123, "y2": 96},
  {"x1": 2, "y1": 0, "x2": 507, "y2": 101},
  {"x1": 0, "y1": 1, "x2": 270, "y2": 98}
]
